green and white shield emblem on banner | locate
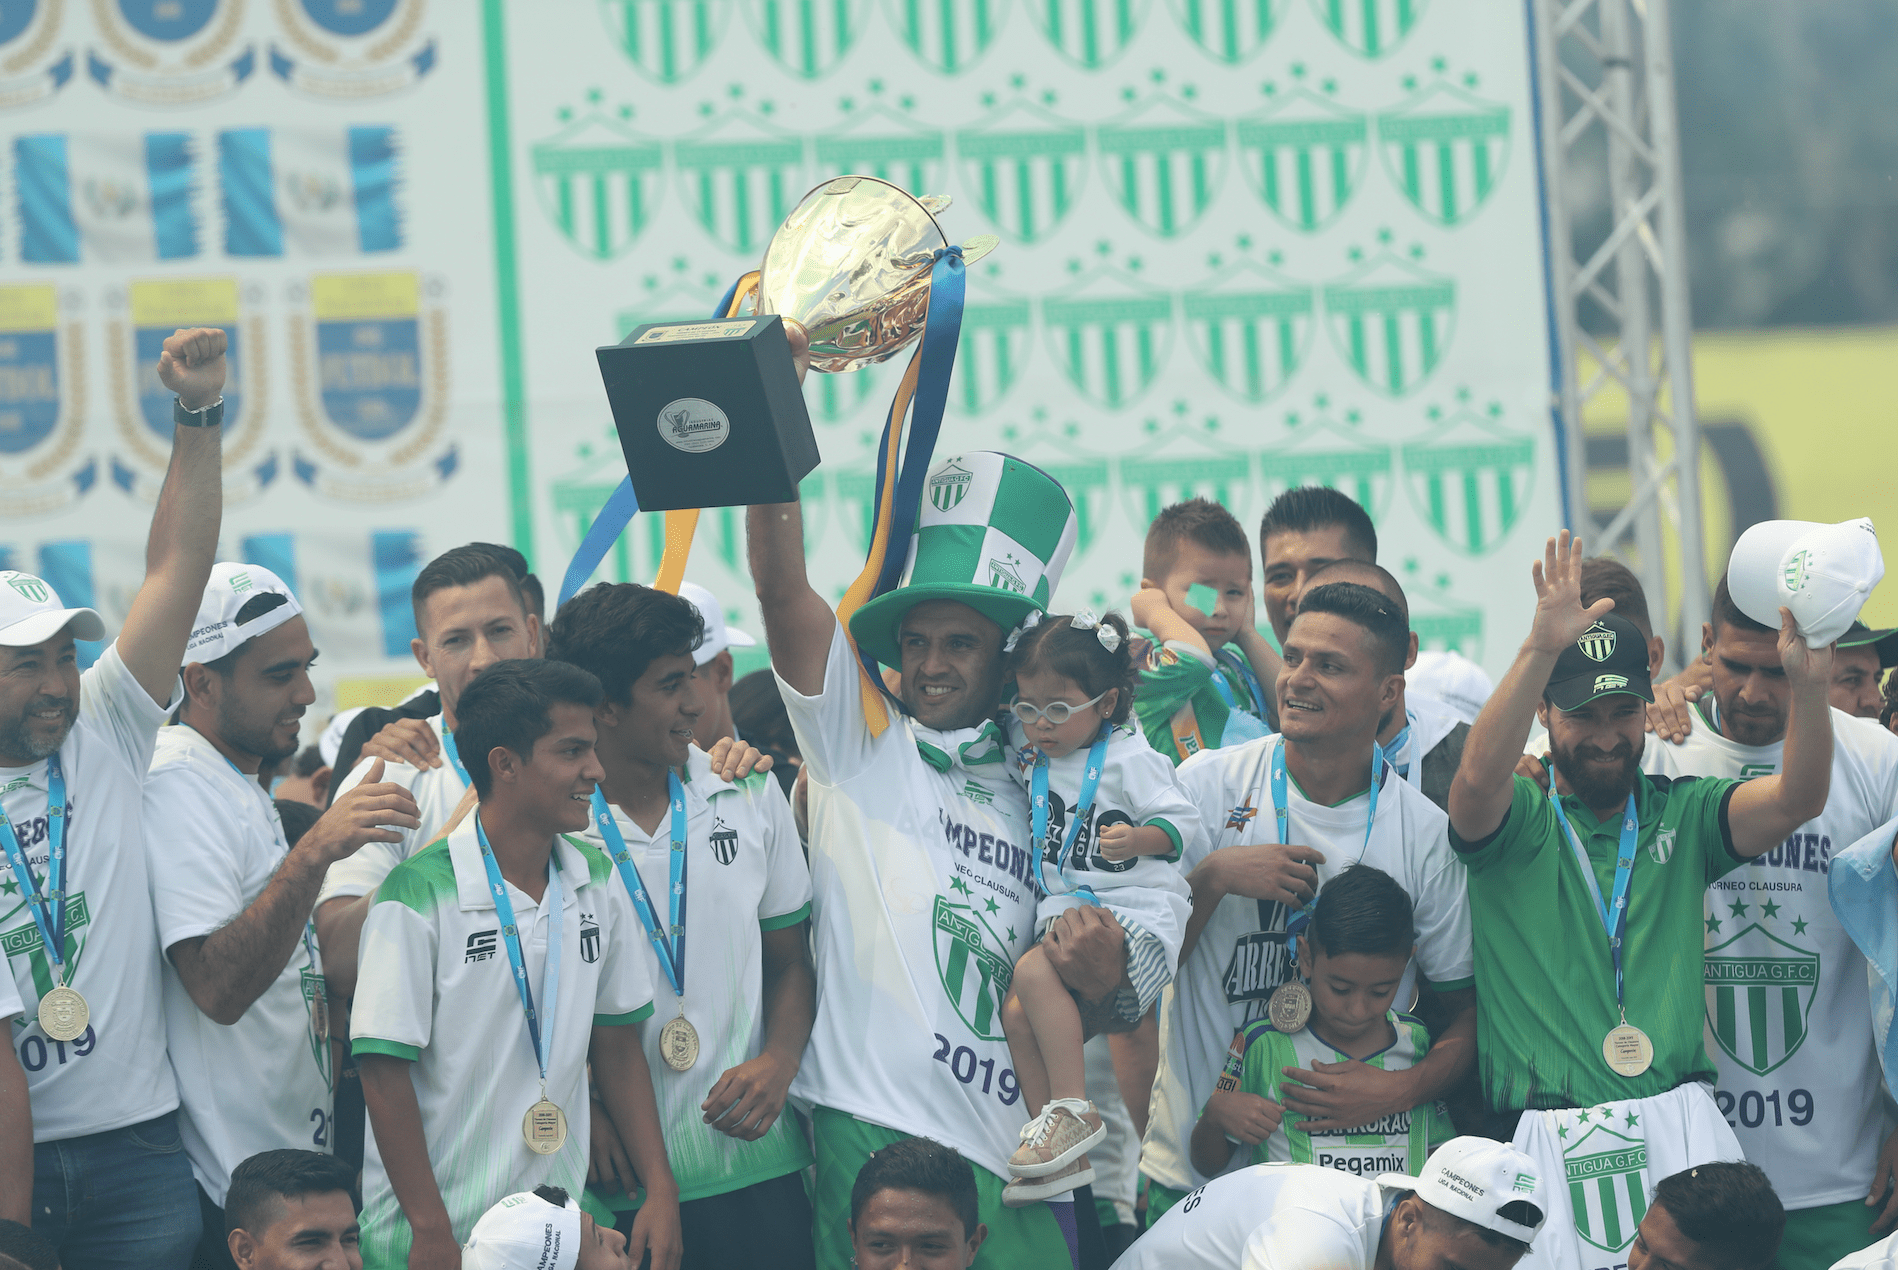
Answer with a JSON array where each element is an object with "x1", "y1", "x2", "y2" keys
[
  {"x1": 934, "y1": 889, "x2": 1013, "y2": 1040},
  {"x1": 598, "y1": 0, "x2": 729, "y2": 83},
  {"x1": 1376, "y1": 81, "x2": 1511, "y2": 226},
  {"x1": 1321, "y1": 252, "x2": 1455, "y2": 396},
  {"x1": 886, "y1": 0, "x2": 1008, "y2": 72},
  {"x1": 675, "y1": 111, "x2": 808, "y2": 255},
  {"x1": 1182, "y1": 259, "x2": 1314, "y2": 403},
  {"x1": 952, "y1": 292, "x2": 1033, "y2": 415},
  {"x1": 1041, "y1": 268, "x2": 1173, "y2": 408},
  {"x1": 1237, "y1": 88, "x2": 1369, "y2": 232},
  {"x1": 1705, "y1": 924, "x2": 1819, "y2": 1076},
  {"x1": 531, "y1": 114, "x2": 664, "y2": 261},
  {"x1": 1258, "y1": 414, "x2": 1394, "y2": 518},
  {"x1": 1308, "y1": 0, "x2": 1427, "y2": 57},
  {"x1": 1399, "y1": 408, "x2": 1534, "y2": 555},
  {"x1": 1027, "y1": 454, "x2": 1111, "y2": 555},
  {"x1": 956, "y1": 100, "x2": 1088, "y2": 244},
  {"x1": 816, "y1": 104, "x2": 947, "y2": 197},
  {"x1": 1407, "y1": 570, "x2": 1485, "y2": 661},
  {"x1": 1031, "y1": 0, "x2": 1150, "y2": 69},
  {"x1": 1119, "y1": 432, "x2": 1254, "y2": 529},
  {"x1": 1099, "y1": 95, "x2": 1227, "y2": 238},
  {"x1": 1169, "y1": 0, "x2": 1277, "y2": 64},
  {"x1": 747, "y1": 0, "x2": 866, "y2": 76},
  {"x1": 1563, "y1": 1121, "x2": 1648, "y2": 1254}
]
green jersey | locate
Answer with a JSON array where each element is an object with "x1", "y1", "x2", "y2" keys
[
  {"x1": 1215, "y1": 1012, "x2": 1452, "y2": 1178},
  {"x1": 1452, "y1": 772, "x2": 1744, "y2": 1112},
  {"x1": 1133, "y1": 639, "x2": 1270, "y2": 765}
]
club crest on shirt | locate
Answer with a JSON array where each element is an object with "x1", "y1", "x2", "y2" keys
[
  {"x1": 709, "y1": 817, "x2": 739, "y2": 865},
  {"x1": 1649, "y1": 827, "x2": 1675, "y2": 865},
  {"x1": 1561, "y1": 1116, "x2": 1649, "y2": 1253},
  {"x1": 579, "y1": 916, "x2": 602, "y2": 964},
  {"x1": 0, "y1": 891, "x2": 90, "y2": 1007},
  {"x1": 934, "y1": 882, "x2": 1012, "y2": 1041},
  {"x1": 961, "y1": 780, "x2": 996, "y2": 807},
  {"x1": 300, "y1": 964, "x2": 332, "y2": 1091},
  {"x1": 1703, "y1": 923, "x2": 1818, "y2": 1075}
]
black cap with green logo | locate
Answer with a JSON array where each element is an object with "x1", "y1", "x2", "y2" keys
[
  {"x1": 1839, "y1": 620, "x2": 1898, "y2": 669},
  {"x1": 1546, "y1": 612, "x2": 1655, "y2": 711}
]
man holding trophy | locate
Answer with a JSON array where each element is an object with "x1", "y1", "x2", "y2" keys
[{"x1": 595, "y1": 177, "x2": 1128, "y2": 1267}]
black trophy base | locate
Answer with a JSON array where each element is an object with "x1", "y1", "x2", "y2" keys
[{"x1": 596, "y1": 314, "x2": 819, "y2": 511}]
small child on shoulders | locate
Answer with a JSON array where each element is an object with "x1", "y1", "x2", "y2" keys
[
  {"x1": 1191, "y1": 864, "x2": 1452, "y2": 1179},
  {"x1": 1129, "y1": 498, "x2": 1281, "y2": 764},
  {"x1": 994, "y1": 610, "x2": 1196, "y2": 1207}
]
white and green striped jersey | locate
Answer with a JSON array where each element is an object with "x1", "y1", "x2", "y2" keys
[
  {"x1": 350, "y1": 822, "x2": 654, "y2": 1268},
  {"x1": 1215, "y1": 1011, "x2": 1452, "y2": 1177},
  {"x1": 1646, "y1": 705, "x2": 1898, "y2": 1209},
  {"x1": 580, "y1": 746, "x2": 812, "y2": 1206}
]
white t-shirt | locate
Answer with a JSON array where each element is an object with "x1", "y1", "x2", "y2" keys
[
  {"x1": 1644, "y1": 705, "x2": 1898, "y2": 1208},
  {"x1": 350, "y1": 821, "x2": 654, "y2": 1263},
  {"x1": 580, "y1": 746, "x2": 812, "y2": 1204},
  {"x1": 1113, "y1": 1162, "x2": 1391, "y2": 1270},
  {"x1": 1390, "y1": 695, "x2": 1461, "y2": 790},
  {"x1": 0, "y1": 641, "x2": 173, "y2": 1141},
  {"x1": 1141, "y1": 735, "x2": 1474, "y2": 1195},
  {"x1": 1002, "y1": 719, "x2": 1194, "y2": 965},
  {"x1": 1834, "y1": 1230, "x2": 1898, "y2": 1270},
  {"x1": 317, "y1": 713, "x2": 467, "y2": 906},
  {"x1": 145, "y1": 724, "x2": 331, "y2": 1205},
  {"x1": 778, "y1": 623, "x2": 1040, "y2": 1180}
]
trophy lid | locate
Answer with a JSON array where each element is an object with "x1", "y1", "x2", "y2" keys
[{"x1": 757, "y1": 175, "x2": 996, "y2": 374}]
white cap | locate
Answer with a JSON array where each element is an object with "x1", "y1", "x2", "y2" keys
[
  {"x1": 1728, "y1": 518, "x2": 1884, "y2": 647},
  {"x1": 318, "y1": 706, "x2": 366, "y2": 768},
  {"x1": 0, "y1": 572, "x2": 104, "y2": 647},
  {"x1": 1378, "y1": 1136, "x2": 1547, "y2": 1245},
  {"x1": 185, "y1": 562, "x2": 303, "y2": 664},
  {"x1": 462, "y1": 1191, "x2": 580, "y2": 1270},
  {"x1": 1406, "y1": 650, "x2": 1494, "y2": 726},
  {"x1": 678, "y1": 581, "x2": 756, "y2": 666}
]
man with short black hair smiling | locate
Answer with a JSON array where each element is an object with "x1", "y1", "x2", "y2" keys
[
  {"x1": 1632, "y1": 1163, "x2": 1786, "y2": 1270},
  {"x1": 223, "y1": 1149, "x2": 362, "y2": 1270}
]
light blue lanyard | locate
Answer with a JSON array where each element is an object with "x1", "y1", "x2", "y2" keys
[
  {"x1": 1, "y1": 752, "x2": 69, "y2": 981},
  {"x1": 442, "y1": 726, "x2": 471, "y2": 788},
  {"x1": 1387, "y1": 720, "x2": 1414, "y2": 780},
  {"x1": 1275, "y1": 738, "x2": 1383, "y2": 971},
  {"x1": 473, "y1": 814, "x2": 564, "y2": 1085},
  {"x1": 594, "y1": 773, "x2": 688, "y2": 1000},
  {"x1": 1213, "y1": 649, "x2": 1268, "y2": 719},
  {"x1": 1548, "y1": 786, "x2": 1639, "y2": 1008},
  {"x1": 1029, "y1": 730, "x2": 1108, "y2": 906}
]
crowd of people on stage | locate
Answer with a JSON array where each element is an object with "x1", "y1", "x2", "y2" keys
[{"x1": 0, "y1": 325, "x2": 1895, "y2": 1270}]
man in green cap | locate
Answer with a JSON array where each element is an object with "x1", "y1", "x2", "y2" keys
[
  {"x1": 748, "y1": 449, "x2": 1128, "y2": 1270},
  {"x1": 1833, "y1": 620, "x2": 1898, "y2": 719}
]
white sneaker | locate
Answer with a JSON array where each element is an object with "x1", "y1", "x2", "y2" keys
[
  {"x1": 1002, "y1": 1153, "x2": 1095, "y2": 1207},
  {"x1": 1007, "y1": 1098, "x2": 1105, "y2": 1179}
]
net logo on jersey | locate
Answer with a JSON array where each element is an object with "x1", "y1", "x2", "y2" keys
[
  {"x1": 934, "y1": 883, "x2": 1013, "y2": 1041},
  {"x1": 1563, "y1": 1119, "x2": 1649, "y2": 1254},
  {"x1": 1577, "y1": 623, "x2": 1617, "y2": 662},
  {"x1": 1704, "y1": 925, "x2": 1818, "y2": 1075},
  {"x1": 464, "y1": 930, "x2": 498, "y2": 963}
]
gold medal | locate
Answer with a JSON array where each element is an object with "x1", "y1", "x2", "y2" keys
[
  {"x1": 660, "y1": 1013, "x2": 700, "y2": 1072},
  {"x1": 1268, "y1": 981, "x2": 1311, "y2": 1034},
  {"x1": 522, "y1": 1098, "x2": 568, "y2": 1154},
  {"x1": 1602, "y1": 1023, "x2": 1653, "y2": 1077},
  {"x1": 38, "y1": 985, "x2": 88, "y2": 1043}
]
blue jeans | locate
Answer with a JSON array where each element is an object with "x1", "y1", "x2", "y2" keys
[{"x1": 33, "y1": 1110, "x2": 201, "y2": 1270}]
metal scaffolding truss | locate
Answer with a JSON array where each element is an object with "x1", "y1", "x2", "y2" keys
[{"x1": 1530, "y1": 0, "x2": 1708, "y2": 666}]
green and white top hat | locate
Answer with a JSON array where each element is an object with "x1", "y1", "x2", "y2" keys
[{"x1": 848, "y1": 451, "x2": 1079, "y2": 669}]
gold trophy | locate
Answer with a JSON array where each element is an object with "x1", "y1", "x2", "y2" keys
[{"x1": 596, "y1": 175, "x2": 996, "y2": 510}]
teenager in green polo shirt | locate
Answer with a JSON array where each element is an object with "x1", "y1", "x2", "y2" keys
[{"x1": 1446, "y1": 531, "x2": 1833, "y2": 1270}]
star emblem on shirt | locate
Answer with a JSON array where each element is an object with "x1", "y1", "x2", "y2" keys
[
  {"x1": 1705, "y1": 914, "x2": 1721, "y2": 934},
  {"x1": 0, "y1": 879, "x2": 15, "y2": 897},
  {"x1": 1728, "y1": 898, "x2": 1748, "y2": 917},
  {"x1": 1557, "y1": 1124, "x2": 1569, "y2": 1139},
  {"x1": 1759, "y1": 899, "x2": 1780, "y2": 919},
  {"x1": 984, "y1": 898, "x2": 1000, "y2": 914},
  {"x1": 1577, "y1": 1109, "x2": 1591, "y2": 1123},
  {"x1": 1225, "y1": 800, "x2": 1258, "y2": 831},
  {"x1": 950, "y1": 878, "x2": 972, "y2": 898},
  {"x1": 1625, "y1": 1110, "x2": 1639, "y2": 1128},
  {"x1": 1791, "y1": 916, "x2": 1809, "y2": 935}
]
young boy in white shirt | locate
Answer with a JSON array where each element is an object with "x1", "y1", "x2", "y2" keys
[{"x1": 352, "y1": 660, "x2": 680, "y2": 1270}]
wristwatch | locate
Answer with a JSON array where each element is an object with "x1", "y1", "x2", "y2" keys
[{"x1": 173, "y1": 395, "x2": 225, "y2": 428}]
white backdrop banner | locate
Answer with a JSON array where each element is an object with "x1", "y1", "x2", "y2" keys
[{"x1": 0, "y1": 0, "x2": 1561, "y2": 721}]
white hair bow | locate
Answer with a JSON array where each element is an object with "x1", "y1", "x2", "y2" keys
[
  {"x1": 1070, "y1": 609, "x2": 1122, "y2": 653},
  {"x1": 1003, "y1": 610, "x2": 1042, "y2": 653}
]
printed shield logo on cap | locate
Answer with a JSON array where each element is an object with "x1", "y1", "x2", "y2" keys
[
  {"x1": 1593, "y1": 674, "x2": 1629, "y2": 694},
  {"x1": 6, "y1": 576, "x2": 47, "y2": 604},
  {"x1": 930, "y1": 461, "x2": 972, "y2": 512},
  {"x1": 1577, "y1": 621, "x2": 1617, "y2": 662},
  {"x1": 1783, "y1": 550, "x2": 1809, "y2": 594}
]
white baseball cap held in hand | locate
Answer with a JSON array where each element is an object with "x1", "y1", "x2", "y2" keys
[{"x1": 1728, "y1": 518, "x2": 1883, "y2": 646}]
